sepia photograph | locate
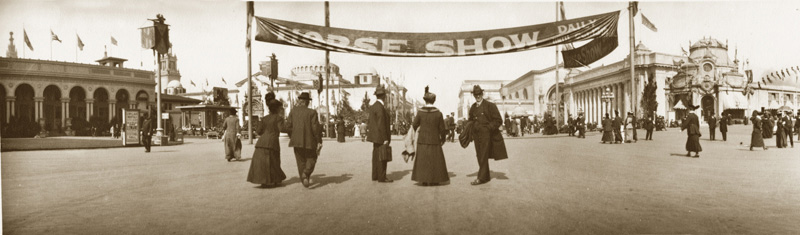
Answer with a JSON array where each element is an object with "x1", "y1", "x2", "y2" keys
[{"x1": 1, "y1": 0, "x2": 800, "y2": 234}]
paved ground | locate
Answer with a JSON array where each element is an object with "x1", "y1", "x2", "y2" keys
[
  {"x1": 2, "y1": 125, "x2": 799, "y2": 234},
  {"x1": 1, "y1": 137, "x2": 126, "y2": 152}
]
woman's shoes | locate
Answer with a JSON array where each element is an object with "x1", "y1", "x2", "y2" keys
[{"x1": 470, "y1": 179, "x2": 488, "y2": 185}]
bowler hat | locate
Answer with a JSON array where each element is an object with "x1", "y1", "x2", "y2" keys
[
  {"x1": 298, "y1": 92, "x2": 312, "y2": 100},
  {"x1": 374, "y1": 86, "x2": 386, "y2": 95},
  {"x1": 264, "y1": 92, "x2": 276, "y2": 102},
  {"x1": 471, "y1": 85, "x2": 484, "y2": 95}
]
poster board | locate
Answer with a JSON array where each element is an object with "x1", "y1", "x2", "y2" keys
[{"x1": 122, "y1": 109, "x2": 140, "y2": 146}]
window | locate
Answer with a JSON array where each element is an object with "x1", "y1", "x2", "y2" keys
[{"x1": 523, "y1": 89, "x2": 529, "y2": 99}]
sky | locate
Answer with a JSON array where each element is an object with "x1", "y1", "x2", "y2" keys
[{"x1": 2, "y1": 0, "x2": 800, "y2": 115}]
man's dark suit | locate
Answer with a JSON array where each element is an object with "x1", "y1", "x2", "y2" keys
[
  {"x1": 719, "y1": 115, "x2": 729, "y2": 141},
  {"x1": 367, "y1": 100, "x2": 391, "y2": 181},
  {"x1": 141, "y1": 117, "x2": 154, "y2": 152},
  {"x1": 784, "y1": 116, "x2": 794, "y2": 147},
  {"x1": 285, "y1": 105, "x2": 322, "y2": 181},
  {"x1": 468, "y1": 100, "x2": 508, "y2": 183},
  {"x1": 708, "y1": 115, "x2": 717, "y2": 140}
]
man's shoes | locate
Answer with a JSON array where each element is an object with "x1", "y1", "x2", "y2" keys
[
  {"x1": 145, "y1": 150, "x2": 150, "y2": 153},
  {"x1": 378, "y1": 179, "x2": 394, "y2": 183},
  {"x1": 302, "y1": 173, "x2": 311, "y2": 188},
  {"x1": 470, "y1": 179, "x2": 488, "y2": 185},
  {"x1": 693, "y1": 155, "x2": 700, "y2": 158}
]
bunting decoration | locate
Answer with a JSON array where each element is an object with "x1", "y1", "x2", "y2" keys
[{"x1": 255, "y1": 11, "x2": 620, "y2": 57}]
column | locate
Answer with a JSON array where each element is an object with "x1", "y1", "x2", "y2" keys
[
  {"x1": 130, "y1": 102, "x2": 137, "y2": 110},
  {"x1": 86, "y1": 99, "x2": 94, "y2": 120},
  {"x1": 6, "y1": 97, "x2": 15, "y2": 123},
  {"x1": 61, "y1": 98, "x2": 70, "y2": 127},
  {"x1": 34, "y1": 97, "x2": 44, "y2": 120},
  {"x1": 109, "y1": 100, "x2": 116, "y2": 122},
  {"x1": 624, "y1": 82, "x2": 630, "y2": 116}
]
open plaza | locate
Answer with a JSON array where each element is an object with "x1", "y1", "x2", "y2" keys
[{"x1": 2, "y1": 125, "x2": 799, "y2": 234}]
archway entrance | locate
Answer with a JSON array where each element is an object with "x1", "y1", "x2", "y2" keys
[
  {"x1": 93, "y1": 88, "x2": 109, "y2": 122},
  {"x1": 115, "y1": 89, "x2": 130, "y2": 120},
  {"x1": 69, "y1": 87, "x2": 86, "y2": 121},
  {"x1": 43, "y1": 85, "x2": 62, "y2": 133},
  {"x1": 136, "y1": 91, "x2": 149, "y2": 112},
  {"x1": 701, "y1": 95, "x2": 715, "y2": 119},
  {"x1": 15, "y1": 84, "x2": 34, "y2": 123}
]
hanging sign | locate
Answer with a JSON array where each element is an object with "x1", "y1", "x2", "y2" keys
[{"x1": 255, "y1": 11, "x2": 619, "y2": 57}]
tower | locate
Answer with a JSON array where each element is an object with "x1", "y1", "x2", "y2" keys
[
  {"x1": 6, "y1": 32, "x2": 18, "y2": 58},
  {"x1": 159, "y1": 49, "x2": 185, "y2": 95}
]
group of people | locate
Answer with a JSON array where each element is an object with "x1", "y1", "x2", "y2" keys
[
  {"x1": 600, "y1": 110, "x2": 639, "y2": 144},
  {"x1": 243, "y1": 84, "x2": 508, "y2": 188},
  {"x1": 749, "y1": 110, "x2": 796, "y2": 151}
]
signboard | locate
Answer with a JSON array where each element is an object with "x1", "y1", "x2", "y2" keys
[
  {"x1": 255, "y1": 11, "x2": 620, "y2": 57},
  {"x1": 162, "y1": 113, "x2": 170, "y2": 119},
  {"x1": 122, "y1": 109, "x2": 140, "y2": 146}
]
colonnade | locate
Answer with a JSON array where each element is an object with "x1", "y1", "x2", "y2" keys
[{"x1": 571, "y1": 82, "x2": 630, "y2": 126}]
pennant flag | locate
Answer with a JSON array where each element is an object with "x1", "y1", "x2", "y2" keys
[
  {"x1": 76, "y1": 34, "x2": 84, "y2": 51},
  {"x1": 205, "y1": 78, "x2": 209, "y2": 87},
  {"x1": 140, "y1": 27, "x2": 155, "y2": 50},
  {"x1": 631, "y1": 1, "x2": 639, "y2": 16},
  {"x1": 781, "y1": 70, "x2": 786, "y2": 79},
  {"x1": 51, "y1": 30, "x2": 61, "y2": 43},
  {"x1": 255, "y1": 11, "x2": 620, "y2": 57},
  {"x1": 23, "y1": 29, "x2": 33, "y2": 51},
  {"x1": 221, "y1": 77, "x2": 227, "y2": 84},
  {"x1": 190, "y1": 80, "x2": 196, "y2": 87},
  {"x1": 757, "y1": 81, "x2": 762, "y2": 89},
  {"x1": 111, "y1": 36, "x2": 118, "y2": 46},
  {"x1": 641, "y1": 13, "x2": 658, "y2": 32}
]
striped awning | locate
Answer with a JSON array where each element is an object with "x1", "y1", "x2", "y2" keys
[{"x1": 722, "y1": 92, "x2": 748, "y2": 110}]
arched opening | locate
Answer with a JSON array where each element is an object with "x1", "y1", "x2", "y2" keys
[
  {"x1": 0, "y1": 85, "x2": 6, "y2": 134},
  {"x1": 701, "y1": 95, "x2": 715, "y2": 120},
  {"x1": 69, "y1": 87, "x2": 86, "y2": 121},
  {"x1": 523, "y1": 89, "x2": 529, "y2": 100},
  {"x1": 92, "y1": 88, "x2": 109, "y2": 135},
  {"x1": 136, "y1": 90, "x2": 150, "y2": 112},
  {"x1": 43, "y1": 85, "x2": 62, "y2": 133},
  {"x1": 15, "y1": 84, "x2": 35, "y2": 122},
  {"x1": 115, "y1": 89, "x2": 130, "y2": 121}
]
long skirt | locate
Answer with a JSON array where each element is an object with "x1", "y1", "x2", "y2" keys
[
  {"x1": 751, "y1": 130, "x2": 765, "y2": 147},
  {"x1": 602, "y1": 131, "x2": 614, "y2": 142},
  {"x1": 685, "y1": 135, "x2": 702, "y2": 152},
  {"x1": 411, "y1": 143, "x2": 449, "y2": 183},
  {"x1": 613, "y1": 129, "x2": 623, "y2": 142},
  {"x1": 247, "y1": 147, "x2": 286, "y2": 185},
  {"x1": 776, "y1": 130, "x2": 786, "y2": 148}
]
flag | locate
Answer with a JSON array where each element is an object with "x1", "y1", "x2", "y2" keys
[
  {"x1": 140, "y1": 27, "x2": 155, "y2": 50},
  {"x1": 23, "y1": 29, "x2": 33, "y2": 51},
  {"x1": 111, "y1": 36, "x2": 118, "y2": 46},
  {"x1": 757, "y1": 81, "x2": 762, "y2": 89},
  {"x1": 631, "y1": 1, "x2": 638, "y2": 16},
  {"x1": 641, "y1": 13, "x2": 658, "y2": 32},
  {"x1": 190, "y1": 80, "x2": 196, "y2": 87},
  {"x1": 76, "y1": 34, "x2": 84, "y2": 51},
  {"x1": 221, "y1": 77, "x2": 227, "y2": 84},
  {"x1": 317, "y1": 73, "x2": 324, "y2": 94},
  {"x1": 205, "y1": 78, "x2": 209, "y2": 87},
  {"x1": 51, "y1": 30, "x2": 61, "y2": 43}
]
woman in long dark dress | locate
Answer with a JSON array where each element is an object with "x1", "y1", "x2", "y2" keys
[
  {"x1": 601, "y1": 113, "x2": 614, "y2": 144},
  {"x1": 762, "y1": 113, "x2": 773, "y2": 139},
  {"x1": 247, "y1": 93, "x2": 287, "y2": 188},
  {"x1": 411, "y1": 87, "x2": 449, "y2": 186},
  {"x1": 750, "y1": 111, "x2": 766, "y2": 151},
  {"x1": 336, "y1": 117, "x2": 346, "y2": 143},
  {"x1": 681, "y1": 105, "x2": 702, "y2": 157}
]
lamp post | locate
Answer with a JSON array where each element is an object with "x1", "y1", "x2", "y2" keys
[{"x1": 602, "y1": 87, "x2": 615, "y2": 118}]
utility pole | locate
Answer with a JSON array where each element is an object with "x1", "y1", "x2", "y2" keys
[{"x1": 324, "y1": 1, "x2": 331, "y2": 137}]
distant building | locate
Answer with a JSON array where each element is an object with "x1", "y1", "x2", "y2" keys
[{"x1": 457, "y1": 80, "x2": 511, "y2": 121}]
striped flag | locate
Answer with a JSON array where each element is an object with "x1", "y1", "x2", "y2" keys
[
  {"x1": 76, "y1": 34, "x2": 84, "y2": 51},
  {"x1": 111, "y1": 36, "x2": 118, "y2": 46},
  {"x1": 641, "y1": 13, "x2": 658, "y2": 32},
  {"x1": 51, "y1": 30, "x2": 61, "y2": 43},
  {"x1": 23, "y1": 29, "x2": 33, "y2": 51}
]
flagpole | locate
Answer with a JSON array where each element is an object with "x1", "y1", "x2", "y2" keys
[
  {"x1": 554, "y1": 2, "x2": 561, "y2": 126},
  {"x1": 629, "y1": 1, "x2": 637, "y2": 118},
  {"x1": 324, "y1": 1, "x2": 331, "y2": 138},
  {"x1": 246, "y1": 1, "x2": 254, "y2": 144}
]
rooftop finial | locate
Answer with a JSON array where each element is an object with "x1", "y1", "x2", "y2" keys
[{"x1": 104, "y1": 45, "x2": 108, "y2": 57}]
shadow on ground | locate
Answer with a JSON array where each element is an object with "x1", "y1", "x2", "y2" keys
[{"x1": 466, "y1": 171, "x2": 509, "y2": 180}]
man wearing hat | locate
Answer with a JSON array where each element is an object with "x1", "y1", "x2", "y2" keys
[
  {"x1": 222, "y1": 108, "x2": 241, "y2": 161},
  {"x1": 576, "y1": 112, "x2": 586, "y2": 138},
  {"x1": 468, "y1": 85, "x2": 508, "y2": 185},
  {"x1": 141, "y1": 113, "x2": 154, "y2": 153},
  {"x1": 784, "y1": 111, "x2": 794, "y2": 147},
  {"x1": 285, "y1": 92, "x2": 323, "y2": 188},
  {"x1": 367, "y1": 86, "x2": 393, "y2": 183},
  {"x1": 707, "y1": 111, "x2": 717, "y2": 141}
]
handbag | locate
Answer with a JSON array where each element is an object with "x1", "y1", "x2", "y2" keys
[{"x1": 378, "y1": 144, "x2": 392, "y2": 162}]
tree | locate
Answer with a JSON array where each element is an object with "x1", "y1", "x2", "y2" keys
[{"x1": 640, "y1": 75, "x2": 658, "y2": 118}]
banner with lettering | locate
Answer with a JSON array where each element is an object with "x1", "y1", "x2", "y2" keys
[
  {"x1": 561, "y1": 34, "x2": 618, "y2": 68},
  {"x1": 255, "y1": 11, "x2": 620, "y2": 57}
]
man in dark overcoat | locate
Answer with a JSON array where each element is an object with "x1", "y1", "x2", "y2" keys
[
  {"x1": 784, "y1": 112, "x2": 794, "y2": 147},
  {"x1": 447, "y1": 113, "x2": 456, "y2": 142},
  {"x1": 222, "y1": 109, "x2": 240, "y2": 161},
  {"x1": 576, "y1": 112, "x2": 586, "y2": 138},
  {"x1": 285, "y1": 92, "x2": 323, "y2": 188},
  {"x1": 612, "y1": 110, "x2": 623, "y2": 144},
  {"x1": 367, "y1": 86, "x2": 393, "y2": 183},
  {"x1": 568, "y1": 115, "x2": 575, "y2": 136},
  {"x1": 468, "y1": 85, "x2": 508, "y2": 185},
  {"x1": 707, "y1": 113, "x2": 717, "y2": 141},
  {"x1": 719, "y1": 113, "x2": 730, "y2": 141},
  {"x1": 141, "y1": 113, "x2": 154, "y2": 153}
]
